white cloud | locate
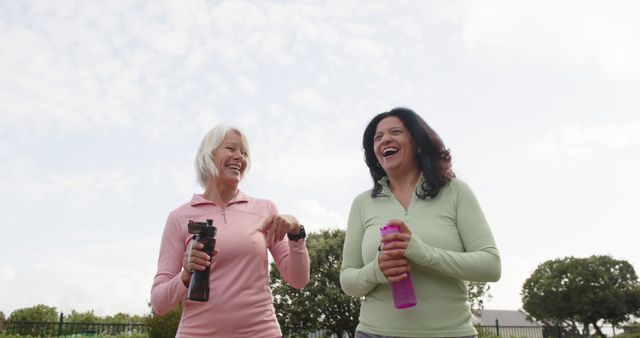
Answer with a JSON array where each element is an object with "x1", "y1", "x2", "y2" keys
[
  {"x1": 523, "y1": 120, "x2": 640, "y2": 172},
  {"x1": 290, "y1": 199, "x2": 345, "y2": 233},
  {"x1": 459, "y1": 1, "x2": 640, "y2": 80},
  {"x1": 8, "y1": 237, "x2": 161, "y2": 316},
  {"x1": 289, "y1": 88, "x2": 325, "y2": 109},
  {"x1": 2, "y1": 0, "x2": 639, "y2": 318}
]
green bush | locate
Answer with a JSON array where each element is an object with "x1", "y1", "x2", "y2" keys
[
  {"x1": 616, "y1": 333, "x2": 640, "y2": 338},
  {"x1": 144, "y1": 305, "x2": 181, "y2": 338}
]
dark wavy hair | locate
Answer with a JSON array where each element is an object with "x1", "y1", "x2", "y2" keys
[{"x1": 363, "y1": 107, "x2": 454, "y2": 199}]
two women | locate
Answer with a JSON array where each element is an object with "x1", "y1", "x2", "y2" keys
[{"x1": 151, "y1": 107, "x2": 500, "y2": 337}]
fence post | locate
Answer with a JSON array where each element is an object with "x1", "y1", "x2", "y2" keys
[
  {"x1": 58, "y1": 312, "x2": 63, "y2": 336},
  {"x1": 495, "y1": 319, "x2": 500, "y2": 337}
]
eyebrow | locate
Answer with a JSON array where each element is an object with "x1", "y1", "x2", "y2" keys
[{"x1": 375, "y1": 126, "x2": 404, "y2": 135}]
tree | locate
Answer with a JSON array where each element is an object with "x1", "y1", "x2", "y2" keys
[
  {"x1": 522, "y1": 255, "x2": 640, "y2": 337},
  {"x1": 145, "y1": 303, "x2": 182, "y2": 338},
  {"x1": 270, "y1": 229, "x2": 360, "y2": 338},
  {"x1": 65, "y1": 309, "x2": 100, "y2": 323},
  {"x1": 0, "y1": 310, "x2": 6, "y2": 331},
  {"x1": 8, "y1": 304, "x2": 58, "y2": 322},
  {"x1": 103, "y1": 312, "x2": 145, "y2": 324},
  {"x1": 466, "y1": 281, "x2": 491, "y2": 315},
  {"x1": 8, "y1": 304, "x2": 59, "y2": 336}
]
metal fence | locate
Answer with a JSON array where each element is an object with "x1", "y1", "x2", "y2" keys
[
  {"x1": 283, "y1": 324, "x2": 624, "y2": 338},
  {"x1": 4, "y1": 321, "x2": 148, "y2": 337},
  {"x1": 477, "y1": 323, "x2": 623, "y2": 338}
]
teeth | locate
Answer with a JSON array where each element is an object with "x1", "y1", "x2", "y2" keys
[{"x1": 382, "y1": 147, "x2": 399, "y2": 156}]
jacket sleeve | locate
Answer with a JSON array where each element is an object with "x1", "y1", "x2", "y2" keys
[
  {"x1": 340, "y1": 195, "x2": 388, "y2": 297},
  {"x1": 404, "y1": 180, "x2": 501, "y2": 282},
  {"x1": 269, "y1": 202, "x2": 310, "y2": 289},
  {"x1": 150, "y1": 213, "x2": 188, "y2": 315}
]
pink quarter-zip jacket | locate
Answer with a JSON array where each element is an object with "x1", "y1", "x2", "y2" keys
[{"x1": 151, "y1": 191, "x2": 310, "y2": 338}]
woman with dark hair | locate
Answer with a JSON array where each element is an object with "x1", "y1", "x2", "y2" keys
[{"x1": 340, "y1": 108, "x2": 501, "y2": 338}]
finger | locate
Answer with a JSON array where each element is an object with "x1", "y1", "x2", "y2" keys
[
  {"x1": 393, "y1": 220, "x2": 412, "y2": 235},
  {"x1": 385, "y1": 219, "x2": 411, "y2": 233},
  {"x1": 383, "y1": 249, "x2": 407, "y2": 259},
  {"x1": 189, "y1": 251, "x2": 211, "y2": 269},
  {"x1": 382, "y1": 241, "x2": 409, "y2": 250},
  {"x1": 381, "y1": 266, "x2": 410, "y2": 277},
  {"x1": 259, "y1": 214, "x2": 275, "y2": 233},
  {"x1": 271, "y1": 216, "x2": 286, "y2": 242},
  {"x1": 281, "y1": 214, "x2": 299, "y2": 233},
  {"x1": 266, "y1": 219, "x2": 276, "y2": 244},
  {"x1": 379, "y1": 257, "x2": 410, "y2": 269},
  {"x1": 276, "y1": 217, "x2": 288, "y2": 241},
  {"x1": 381, "y1": 232, "x2": 411, "y2": 243},
  {"x1": 386, "y1": 272, "x2": 409, "y2": 283}
]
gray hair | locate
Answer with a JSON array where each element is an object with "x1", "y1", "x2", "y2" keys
[{"x1": 195, "y1": 125, "x2": 251, "y2": 188}]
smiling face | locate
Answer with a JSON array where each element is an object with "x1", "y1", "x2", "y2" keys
[
  {"x1": 212, "y1": 131, "x2": 248, "y2": 185},
  {"x1": 373, "y1": 116, "x2": 419, "y2": 177}
]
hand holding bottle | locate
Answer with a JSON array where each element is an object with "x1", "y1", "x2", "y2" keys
[
  {"x1": 379, "y1": 221, "x2": 417, "y2": 309},
  {"x1": 183, "y1": 220, "x2": 218, "y2": 301},
  {"x1": 378, "y1": 219, "x2": 412, "y2": 282}
]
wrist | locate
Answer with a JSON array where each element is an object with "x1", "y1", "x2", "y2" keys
[
  {"x1": 181, "y1": 270, "x2": 191, "y2": 287},
  {"x1": 287, "y1": 224, "x2": 306, "y2": 241}
]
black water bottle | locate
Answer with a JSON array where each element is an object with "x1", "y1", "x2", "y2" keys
[{"x1": 187, "y1": 219, "x2": 217, "y2": 302}]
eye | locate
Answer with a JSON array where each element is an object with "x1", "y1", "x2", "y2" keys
[{"x1": 374, "y1": 134, "x2": 382, "y2": 142}]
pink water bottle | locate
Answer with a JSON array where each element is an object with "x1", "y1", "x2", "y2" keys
[{"x1": 380, "y1": 223, "x2": 417, "y2": 309}]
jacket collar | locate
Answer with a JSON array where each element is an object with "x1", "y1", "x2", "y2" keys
[
  {"x1": 190, "y1": 190, "x2": 250, "y2": 207},
  {"x1": 378, "y1": 174, "x2": 426, "y2": 196}
]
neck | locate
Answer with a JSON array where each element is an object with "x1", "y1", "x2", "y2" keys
[
  {"x1": 203, "y1": 178, "x2": 239, "y2": 205},
  {"x1": 387, "y1": 168, "x2": 421, "y2": 194}
]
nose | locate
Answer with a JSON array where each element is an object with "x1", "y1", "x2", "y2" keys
[
  {"x1": 233, "y1": 149, "x2": 245, "y2": 160},
  {"x1": 379, "y1": 132, "x2": 392, "y2": 144}
]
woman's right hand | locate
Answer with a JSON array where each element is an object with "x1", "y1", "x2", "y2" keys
[
  {"x1": 378, "y1": 219, "x2": 412, "y2": 283},
  {"x1": 181, "y1": 241, "x2": 217, "y2": 287},
  {"x1": 378, "y1": 251, "x2": 411, "y2": 283}
]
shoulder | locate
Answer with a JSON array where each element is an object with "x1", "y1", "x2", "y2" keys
[
  {"x1": 352, "y1": 189, "x2": 374, "y2": 204},
  {"x1": 447, "y1": 177, "x2": 472, "y2": 192},
  {"x1": 239, "y1": 191, "x2": 274, "y2": 206},
  {"x1": 236, "y1": 192, "x2": 278, "y2": 214},
  {"x1": 441, "y1": 178, "x2": 479, "y2": 202},
  {"x1": 167, "y1": 198, "x2": 197, "y2": 218}
]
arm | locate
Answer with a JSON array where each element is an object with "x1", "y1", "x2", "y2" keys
[
  {"x1": 265, "y1": 203, "x2": 310, "y2": 289},
  {"x1": 150, "y1": 214, "x2": 189, "y2": 315},
  {"x1": 404, "y1": 180, "x2": 501, "y2": 282},
  {"x1": 270, "y1": 236, "x2": 310, "y2": 289},
  {"x1": 339, "y1": 196, "x2": 388, "y2": 297}
]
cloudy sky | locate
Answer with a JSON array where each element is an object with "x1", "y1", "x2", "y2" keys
[{"x1": 1, "y1": 0, "x2": 639, "y2": 317}]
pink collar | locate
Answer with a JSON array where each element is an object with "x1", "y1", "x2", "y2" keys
[{"x1": 190, "y1": 190, "x2": 250, "y2": 207}]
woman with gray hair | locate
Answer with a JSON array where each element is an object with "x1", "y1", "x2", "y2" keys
[{"x1": 151, "y1": 125, "x2": 310, "y2": 337}]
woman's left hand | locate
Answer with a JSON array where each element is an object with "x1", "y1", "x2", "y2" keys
[
  {"x1": 260, "y1": 214, "x2": 300, "y2": 245},
  {"x1": 380, "y1": 219, "x2": 412, "y2": 258}
]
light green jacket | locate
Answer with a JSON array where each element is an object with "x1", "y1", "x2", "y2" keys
[{"x1": 340, "y1": 178, "x2": 501, "y2": 337}]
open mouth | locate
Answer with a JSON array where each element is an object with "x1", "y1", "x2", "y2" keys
[
  {"x1": 382, "y1": 147, "x2": 399, "y2": 157},
  {"x1": 226, "y1": 164, "x2": 242, "y2": 173}
]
